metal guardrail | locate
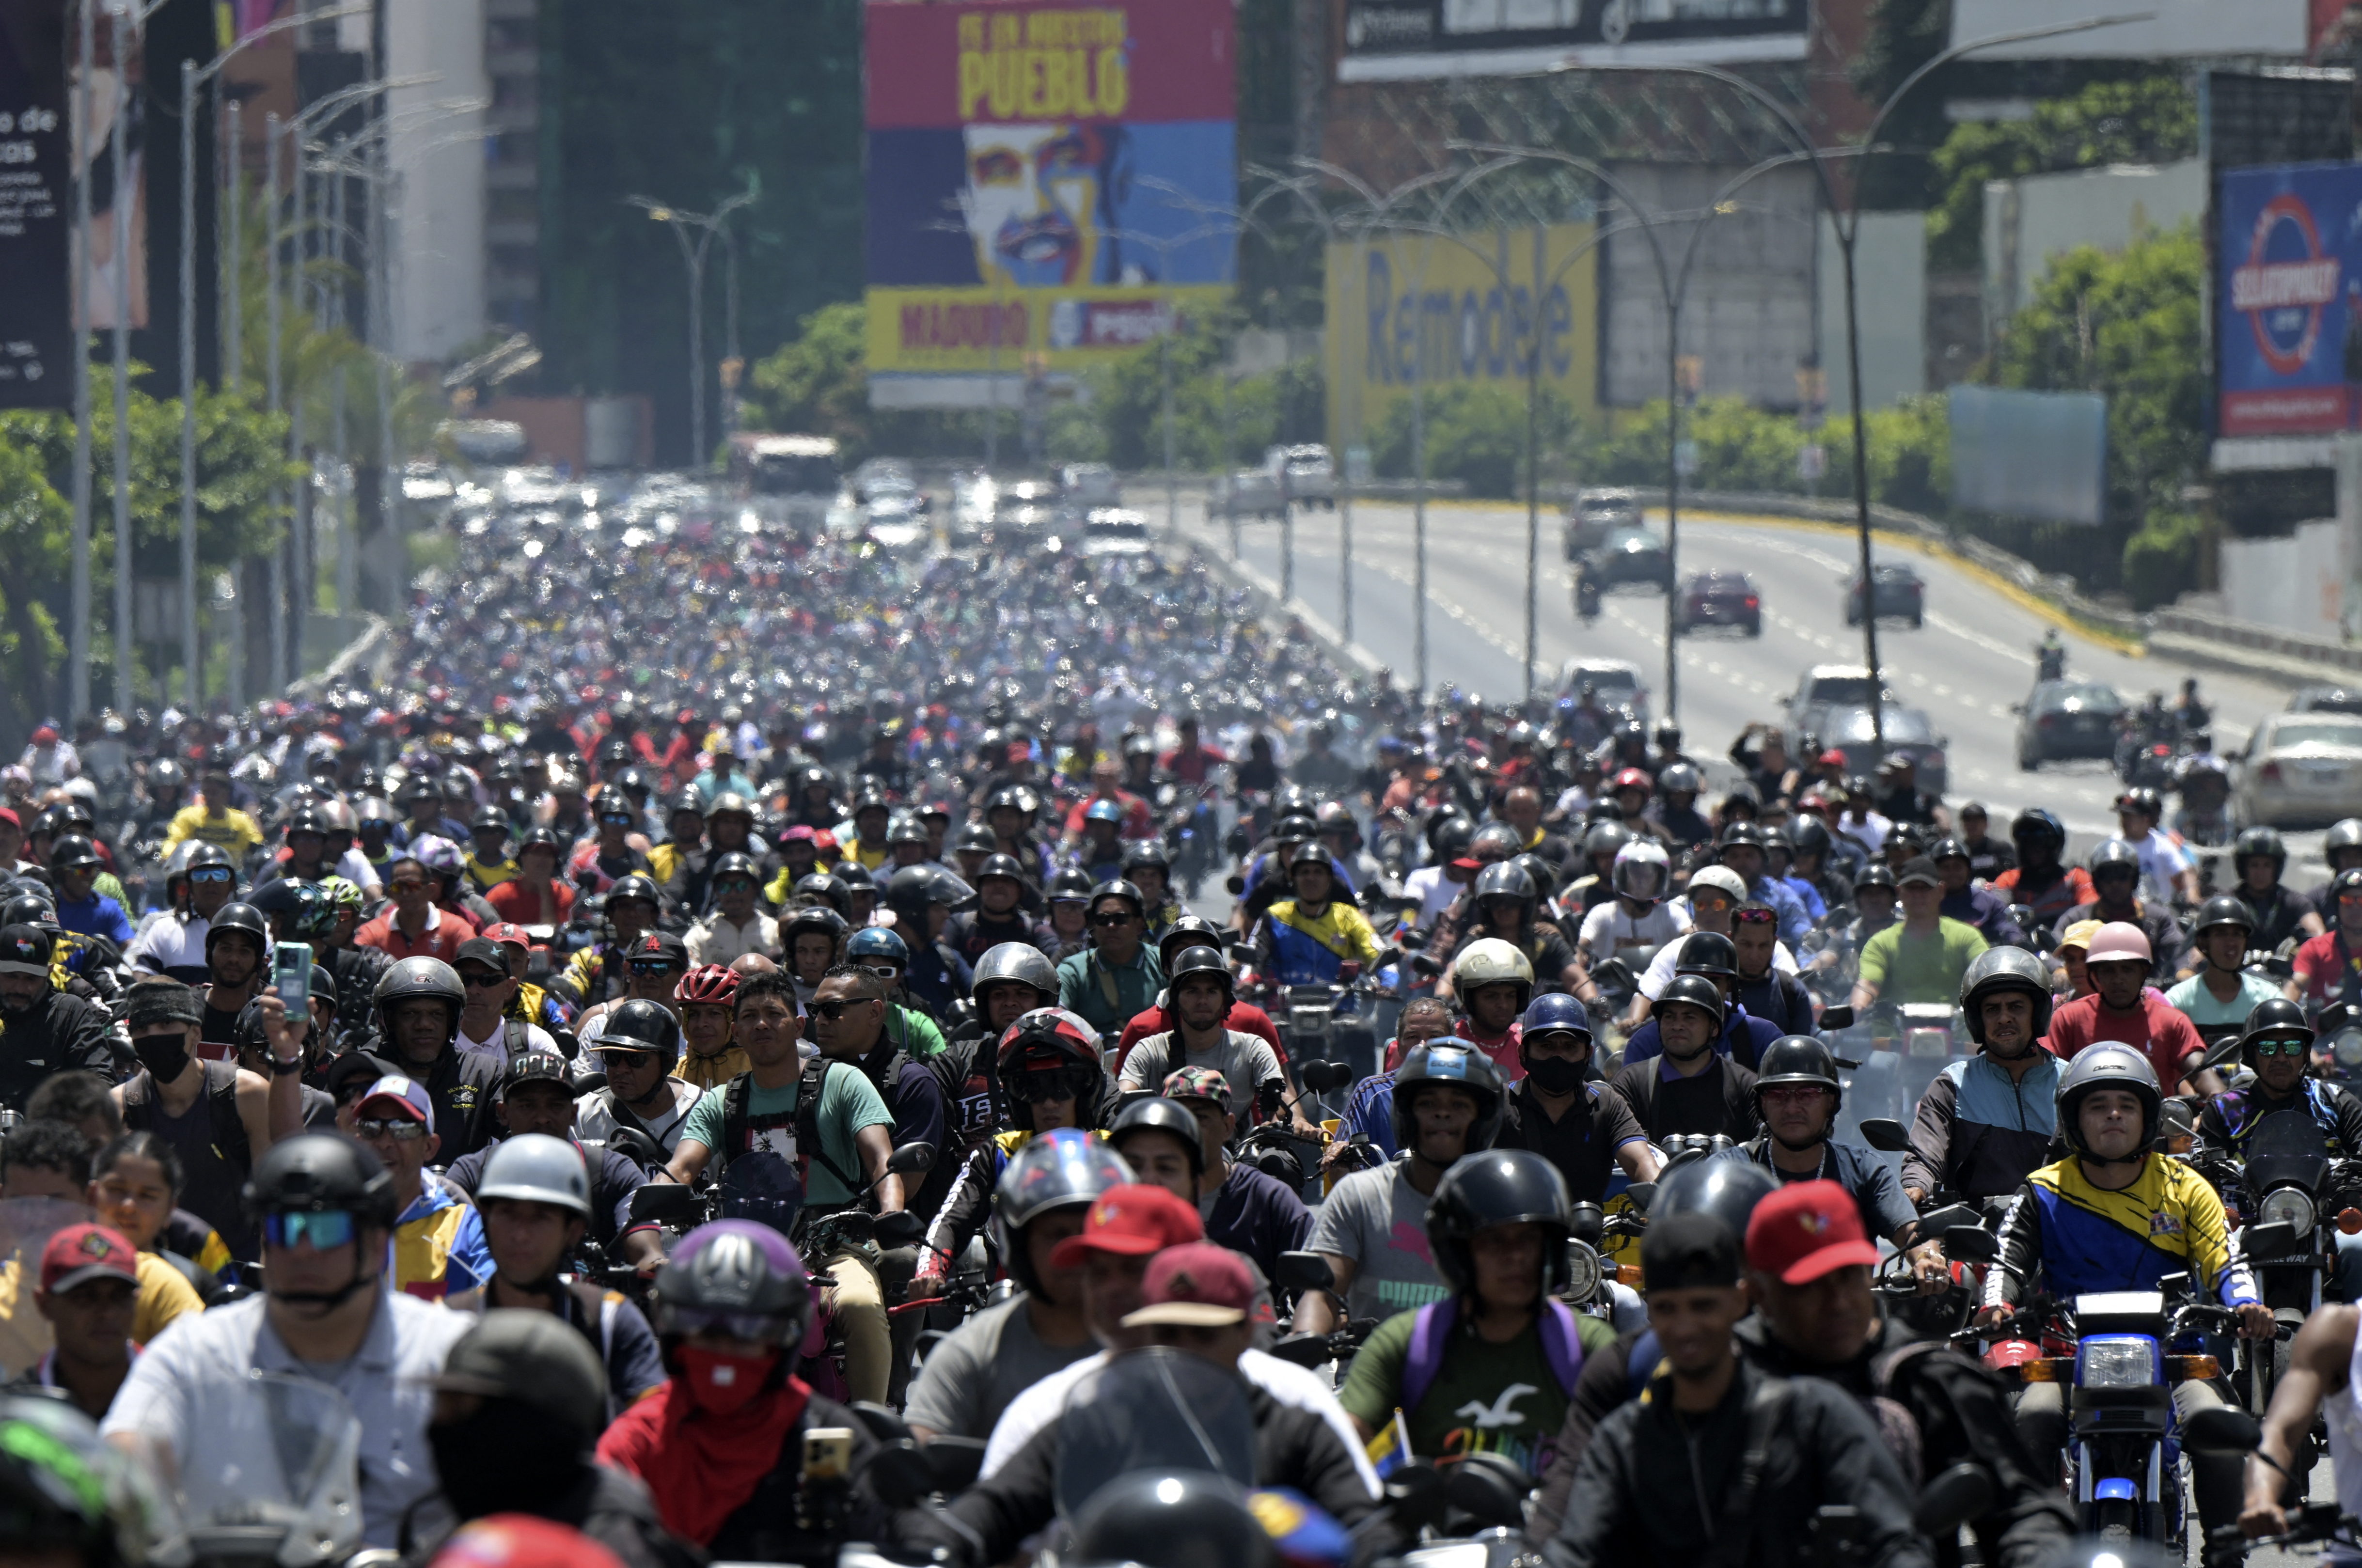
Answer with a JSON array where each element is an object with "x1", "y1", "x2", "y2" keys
[{"x1": 286, "y1": 613, "x2": 393, "y2": 699}]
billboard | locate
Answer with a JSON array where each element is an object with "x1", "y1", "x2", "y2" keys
[
  {"x1": 2216, "y1": 162, "x2": 2362, "y2": 438},
  {"x1": 1948, "y1": 386, "x2": 2108, "y2": 526},
  {"x1": 1322, "y1": 224, "x2": 1600, "y2": 454},
  {"x1": 0, "y1": 0, "x2": 71, "y2": 408},
  {"x1": 1948, "y1": 0, "x2": 2310, "y2": 60},
  {"x1": 1339, "y1": 0, "x2": 1808, "y2": 82},
  {"x1": 863, "y1": 0, "x2": 1236, "y2": 408}
]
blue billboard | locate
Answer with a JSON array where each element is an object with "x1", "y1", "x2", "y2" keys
[{"x1": 2218, "y1": 161, "x2": 2362, "y2": 437}]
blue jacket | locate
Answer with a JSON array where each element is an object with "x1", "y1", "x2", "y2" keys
[
  {"x1": 1718, "y1": 1139, "x2": 1917, "y2": 1244},
  {"x1": 56, "y1": 891, "x2": 134, "y2": 947},
  {"x1": 1620, "y1": 1002, "x2": 1781, "y2": 1071},
  {"x1": 1749, "y1": 877, "x2": 1812, "y2": 947}
]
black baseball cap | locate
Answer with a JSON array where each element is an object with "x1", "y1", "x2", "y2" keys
[
  {"x1": 1641, "y1": 1211, "x2": 1741, "y2": 1293},
  {"x1": 1895, "y1": 856, "x2": 1941, "y2": 888},
  {"x1": 501, "y1": 1051, "x2": 572, "y2": 1091}
]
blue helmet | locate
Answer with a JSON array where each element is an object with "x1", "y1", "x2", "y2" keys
[
  {"x1": 1519, "y1": 992, "x2": 1593, "y2": 1046},
  {"x1": 846, "y1": 926, "x2": 911, "y2": 966},
  {"x1": 1084, "y1": 798, "x2": 1125, "y2": 826}
]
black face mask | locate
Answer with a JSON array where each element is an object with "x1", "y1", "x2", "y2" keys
[
  {"x1": 1524, "y1": 1055, "x2": 1586, "y2": 1094},
  {"x1": 429, "y1": 1397, "x2": 585, "y2": 1520},
  {"x1": 133, "y1": 1029, "x2": 192, "y2": 1082}
]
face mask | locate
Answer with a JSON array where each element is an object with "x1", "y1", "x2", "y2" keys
[
  {"x1": 678, "y1": 1344, "x2": 780, "y2": 1416},
  {"x1": 1525, "y1": 1055, "x2": 1585, "y2": 1094},
  {"x1": 429, "y1": 1397, "x2": 582, "y2": 1518},
  {"x1": 133, "y1": 1030, "x2": 192, "y2": 1082}
]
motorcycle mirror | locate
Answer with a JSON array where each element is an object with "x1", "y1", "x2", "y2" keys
[
  {"x1": 1267, "y1": 1332, "x2": 1334, "y2": 1369},
  {"x1": 1857, "y1": 1117, "x2": 1912, "y2": 1153},
  {"x1": 1226, "y1": 874, "x2": 1246, "y2": 895},
  {"x1": 2321, "y1": 1003, "x2": 2355, "y2": 1035},
  {"x1": 1411, "y1": 953, "x2": 1442, "y2": 978},
  {"x1": 865, "y1": 1439, "x2": 937, "y2": 1509},
  {"x1": 874, "y1": 1210, "x2": 925, "y2": 1249},
  {"x1": 888, "y1": 1142, "x2": 937, "y2": 1176},
  {"x1": 608, "y1": 1125, "x2": 666, "y2": 1171},
  {"x1": 1911, "y1": 1462, "x2": 1994, "y2": 1538},
  {"x1": 626, "y1": 1182, "x2": 698, "y2": 1227},
  {"x1": 925, "y1": 1436, "x2": 987, "y2": 1493},
  {"x1": 2246, "y1": 1219, "x2": 2302, "y2": 1259},
  {"x1": 1276, "y1": 1250, "x2": 1337, "y2": 1293},
  {"x1": 1384, "y1": 1464, "x2": 1448, "y2": 1535},
  {"x1": 1916, "y1": 1202, "x2": 1979, "y2": 1236},
  {"x1": 1444, "y1": 1452, "x2": 1534, "y2": 1530},
  {"x1": 2179, "y1": 1404, "x2": 2263, "y2": 1457},
  {"x1": 1942, "y1": 1225, "x2": 1999, "y2": 1264},
  {"x1": 573, "y1": 1070, "x2": 610, "y2": 1094},
  {"x1": 2198, "y1": 1034, "x2": 2248, "y2": 1077},
  {"x1": 848, "y1": 1401, "x2": 912, "y2": 1444},
  {"x1": 1622, "y1": 1181, "x2": 1658, "y2": 1214},
  {"x1": 1568, "y1": 1201, "x2": 1606, "y2": 1251},
  {"x1": 1300, "y1": 1059, "x2": 1355, "y2": 1094},
  {"x1": 1816, "y1": 1004, "x2": 1854, "y2": 1032}
]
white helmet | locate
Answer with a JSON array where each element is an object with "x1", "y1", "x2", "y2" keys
[
  {"x1": 475, "y1": 1132, "x2": 592, "y2": 1218},
  {"x1": 1611, "y1": 839, "x2": 1670, "y2": 904},
  {"x1": 1453, "y1": 937, "x2": 1535, "y2": 1008}
]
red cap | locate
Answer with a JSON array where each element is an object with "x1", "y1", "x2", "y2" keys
[
  {"x1": 1817, "y1": 748, "x2": 1848, "y2": 768},
  {"x1": 480, "y1": 922, "x2": 532, "y2": 952},
  {"x1": 429, "y1": 1515, "x2": 627, "y2": 1568},
  {"x1": 30, "y1": 725, "x2": 57, "y2": 744},
  {"x1": 0, "y1": 808, "x2": 17, "y2": 831},
  {"x1": 1007, "y1": 741, "x2": 1032, "y2": 764},
  {"x1": 1049, "y1": 1183, "x2": 1205, "y2": 1268},
  {"x1": 40, "y1": 1222, "x2": 142, "y2": 1295},
  {"x1": 1121, "y1": 1242, "x2": 1257, "y2": 1327},
  {"x1": 781, "y1": 824, "x2": 818, "y2": 844},
  {"x1": 1745, "y1": 1179, "x2": 1881, "y2": 1285},
  {"x1": 1611, "y1": 768, "x2": 1650, "y2": 791}
]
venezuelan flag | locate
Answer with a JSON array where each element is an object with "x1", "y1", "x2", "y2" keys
[{"x1": 1363, "y1": 1409, "x2": 1415, "y2": 1479}]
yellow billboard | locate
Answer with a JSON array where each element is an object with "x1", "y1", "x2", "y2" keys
[{"x1": 1323, "y1": 224, "x2": 1600, "y2": 454}]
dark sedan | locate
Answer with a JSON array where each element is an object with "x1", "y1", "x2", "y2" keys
[
  {"x1": 2015, "y1": 680, "x2": 2126, "y2": 769},
  {"x1": 1583, "y1": 527, "x2": 1672, "y2": 591},
  {"x1": 1673, "y1": 571, "x2": 1761, "y2": 636},
  {"x1": 1844, "y1": 564, "x2": 1924, "y2": 627}
]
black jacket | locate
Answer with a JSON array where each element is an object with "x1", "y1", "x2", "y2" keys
[
  {"x1": 901, "y1": 1373, "x2": 1380, "y2": 1567},
  {"x1": 1542, "y1": 1355, "x2": 1930, "y2": 1568},
  {"x1": 709, "y1": 1388, "x2": 894, "y2": 1564},
  {"x1": 405, "y1": 1466, "x2": 699, "y2": 1568},
  {"x1": 416, "y1": 1045, "x2": 504, "y2": 1160},
  {"x1": 0, "y1": 990, "x2": 118, "y2": 1111}
]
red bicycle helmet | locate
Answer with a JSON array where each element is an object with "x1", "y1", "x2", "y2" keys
[
  {"x1": 995, "y1": 1006, "x2": 1101, "y2": 1068},
  {"x1": 674, "y1": 963, "x2": 741, "y2": 1008}
]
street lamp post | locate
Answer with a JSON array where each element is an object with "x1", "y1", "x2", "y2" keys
[
  {"x1": 628, "y1": 183, "x2": 757, "y2": 470},
  {"x1": 65, "y1": 0, "x2": 94, "y2": 722}
]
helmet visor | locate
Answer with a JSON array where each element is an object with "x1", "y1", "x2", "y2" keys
[{"x1": 1616, "y1": 863, "x2": 1663, "y2": 900}]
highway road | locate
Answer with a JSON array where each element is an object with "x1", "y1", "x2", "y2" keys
[{"x1": 1174, "y1": 497, "x2": 2320, "y2": 851}]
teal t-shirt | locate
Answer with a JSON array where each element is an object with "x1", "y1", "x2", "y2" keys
[
  {"x1": 2164, "y1": 970, "x2": 2283, "y2": 1029},
  {"x1": 682, "y1": 1064, "x2": 893, "y2": 1206}
]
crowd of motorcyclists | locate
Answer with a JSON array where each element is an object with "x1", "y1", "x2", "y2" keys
[{"x1": 4, "y1": 498, "x2": 2362, "y2": 1568}]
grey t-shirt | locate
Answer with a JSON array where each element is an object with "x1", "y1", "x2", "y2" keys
[
  {"x1": 903, "y1": 1292, "x2": 1098, "y2": 1440},
  {"x1": 1118, "y1": 1029, "x2": 1286, "y2": 1121},
  {"x1": 1307, "y1": 1158, "x2": 1451, "y2": 1325}
]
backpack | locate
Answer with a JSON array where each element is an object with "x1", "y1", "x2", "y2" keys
[
  {"x1": 123, "y1": 1061, "x2": 250, "y2": 1176},
  {"x1": 1401, "y1": 1296, "x2": 1586, "y2": 1414},
  {"x1": 717, "y1": 1060, "x2": 862, "y2": 1196}
]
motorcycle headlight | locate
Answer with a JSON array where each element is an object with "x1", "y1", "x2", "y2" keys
[
  {"x1": 2331, "y1": 1028, "x2": 2362, "y2": 1070},
  {"x1": 2079, "y1": 1336, "x2": 2157, "y2": 1389},
  {"x1": 2258, "y1": 1188, "x2": 2317, "y2": 1236},
  {"x1": 1562, "y1": 1239, "x2": 1602, "y2": 1305}
]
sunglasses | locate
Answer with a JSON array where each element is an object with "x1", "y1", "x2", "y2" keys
[
  {"x1": 458, "y1": 971, "x2": 507, "y2": 988},
  {"x1": 355, "y1": 1118, "x2": 427, "y2": 1140},
  {"x1": 812, "y1": 998, "x2": 877, "y2": 1020},
  {"x1": 264, "y1": 1210, "x2": 358, "y2": 1251},
  {"x1": 861, "y1": 963, "x2": 901, "y2": 980},
  {"x1": 630, "y1": 961, "x2": 683, "y2": 977},
  {"x1": 1733, "y1": 908, "x2": 1777, "y2": 925},
  {"x1": 1012, "y1": 1068, "x2": 1089, "y2": 1103},
  {"x1": 596, "y1": 1048, "x2": 660, "y2": 1068},
  {"x1": 389, "y1": 878, "x2": 428, "y2": 893},
  {"x1": 188, "y1": 866, "x2": 235, "y2": 885},
  {"x1": 2252, "y1": 1039, "x2": 2311, "y2": 1059},
  {"x1": 1091, "y1": 912, "x2": 1134, "y2": 927},
  {"x1": 1761, "y1": 1084, "x2": 1833, "y2": 1103},
  {"x1": 715, "y1": 878, "x2": 758, "y2": 895}
]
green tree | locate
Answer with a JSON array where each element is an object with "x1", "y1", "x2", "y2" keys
[
  {"x1": 1370, "y1": 382, "x2": 1580, "y2": 500},
  {"x1": 744, "y1": 301, "x2": 872, "y2": 456}
]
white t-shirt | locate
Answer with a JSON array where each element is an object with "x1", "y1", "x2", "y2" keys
[
  {"x1": 126, "y1": 912, "x2": 211, "y2": 981},
  {"x1": 1402, "y1": 864, "x2": 1461, "y2": 927},
  {"x1": 1576, "y1": 900, "x2": 1690, "y2": 965},
  {"x1": 981, "y1": 1347, "x2": 1380, "y2": 1499},
  {"x1": 457, "y1": 1018, "x2": 559, "y2": 1065},
  {"x1": 1836, "y1": 811, "x2": 1892, "y2": 855},
  {"x1": 2126, "y1": 827, "x2": 2193, "y2": 905},
  {"x1": 1638, "y1": 929, "x2": 1798, "y2": 1000}
]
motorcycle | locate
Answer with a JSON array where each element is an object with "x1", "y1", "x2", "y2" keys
[
  {"x1": 2213, "y1": 1110, "x2": 2359, "y2": 1427},
  {"x1": 1158, "y1": 776, "x2": 1223, "y2": 899},
  {"x1": 155, "y1": 1369, "x2": 388, "y2": 1567}
]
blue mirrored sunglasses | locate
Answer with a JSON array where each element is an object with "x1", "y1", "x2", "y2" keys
[{"x1": 263, "y1": 1210, "x2": 358, "y2": 1251}]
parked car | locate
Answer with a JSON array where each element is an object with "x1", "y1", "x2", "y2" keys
[
  {"x1": 1785, "y1": 664, "x2": 1892, "y2": 742},
  {"x1": 851, "y1": 456, "x2": 917, "y2": 504},
  {"x1": 1583, "y1": 527, "x2": 1672, "y2": 590},
  {"x1": 861, "y1": 487, "x2": 928, "y2": 549},
  {"x1": 1264, "y1": 444, "x2": 1338, "y2": 509},
  {"x1": 1563, "y1": 487, "x2": 1643, "y2": 560},
  {"x1": 2235, "y1": 712, "x2": 2362, "y2": 828},
  {"x1": 1844, "y1": 564, "x2": 1925, "y2": 627},
  {"x1": 1818, "y1": 703, "x2": 1949, "y2": 798},
  {"x1": 1673, "y1": 571, "x2": 1761, "y2": 636},
  {"x1": 2015, "y1": 680, "x2": 2127, "y2": 769},
  {"x1": 1558, "y1": 658, "x2": 1648, "y2": 722},
  {"x1": 1081, "y1": 507, "x2": 1152, "y2": 557},
  {"x1": 1220, "y1": 468, "x2": 1285, "y2": 521},
  {"x1": 1058, "y1": 463, "x2": 1121, "y2": 508},
  {"x1": 2289, "y1": 685, "x2": 2362, "y2": 716}
]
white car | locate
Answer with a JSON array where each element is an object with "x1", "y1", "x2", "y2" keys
[
  {"x1": 1059, "y1": 463, "x2": 1121, "y2": 509},
  {"x1": 1264, "y1": 444, "x2": 1337, "y2": 508},
  {"x1": 2235, "y1": 713, "x2": 2362, "y2": 828},
  {"x1": 1559, "y1": 659, "x2": 1647, "y2": 722},
  {"x1": 1082, "y1": 508, "x2": 1152, "y2": 557},
  {"x1": 1220, "y1": 469, "x2": 1284, "y2": 521}
]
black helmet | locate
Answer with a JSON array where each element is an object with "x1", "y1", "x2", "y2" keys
[
  {"x1": 1426, "y1": 1148, "x2": 1574, "y2": 1296},
  {"x1": 1751, "y1": 1035, "x2": 1842, "y2": 1116},
  {"x1": 1473, "y1": 861, "x2": 1537, "y2": 918},
  {"x1": 1673, "y1": 930, "x2": 1737, "y2": 980},
  {"x1": 203, "y1": 902, "x2": 270, "y2": 957},
  {"x1": 1715, "y1": 822, "x2": 1765, "y2": 854},
  {"x1": 242, "y1": 1131, "x2": 397, "y2": 1229},
  {"x1": 971, "y1": 941, "x2": 1059, "y2": 1004},
  {"x1": 1784, "y1": 815, "x2": 1832, "y2": 859},
  {"x1": 1853, "y1": 861, "x2": 1897, "y2": 892},
  {"x1": 1046, "y1": 866, "x2": 1096, "y2": 903},
  {"x1": 46, "y1": 834, "x2": 101, "y2": 872},
  {"x1": 2087, "y1": 838, "x2": 2141, "y2": 878},
  {"x1": 606, "y1": 873, "x2": 663, "y2": 911},
  {"x1": 1069, "y1": 1470, "x2": 1279, "y2": 1568},
  {"x1": 990, "y1": 1129, "x2": 1134, "y2": 1297},
  {"x1": 781, "y1": 903, "x2": 850, "y2": 953},
  {"x1": 1390, "y1": 1041, "x2": 1506, "y2": 1154},
  {"x1": 2191, "y1": 894, "x2": 2257, "y2": 940},
  {"x1": 1651, "y1": 1157, "x2": 1779, "y2": 1240},
  {"x1": 1109, "y1": 1096, "x2": 1206, "y2": 1177},
  {"x1": 1157, "y1": 913, "x2": 1226, "y2": 966},
  {"x1": 793, "y1": 873, "x2": 852, "y2": 920},
  {"x1": 515, "y1": 825, "x2": 561, "y2": 859},
  {"x1": 0, "y1": 891, "x2": 55, "y2": 930},
  {"x1": 1273, "y1": 813, "x2": 1318, "y2": 847},
  {"x1": 655, "y1": 1221, "x2": 813, "y2": 1347},
  {"x1": 1121, "y1": 841, "x2": 1170, "y2": 878},
  {"x1": 2328, "y1": 818, "x2": 2362, "y2": 863},
  {"x1": 976, "y1": 852, "x2": 1028, "y2": 884},
  {"x1": 597, "y1": 998, "x2": 683, "y2": 1063},
  {"x1": 469, "y1": 804, "x2": 509, "y2": 835},
  {"x1": 373, "y1": 955, "x2": 466, "y2": 1043},
  {"x1": 168, "y1": 841, "x2": 235, "y2": 894},
  {"x1": 709, "y1": 850, "x2": 762, "y2": 885},
  {"x1": 1164, "y1": 944, "x2": 1235, "y2": 1001},
  {"x1": 1653, "y1": 973, "x2": 1726, "y2": 1032},
  {"x1": 1468, "y1": 822, "x2": 1522, "y2": 862},
  {"x1": 886, "y1": 814, "x2": 929, "y2": 847},
  {"x1": 1088, "y1": 878, "x2": 1146, "y2": 920},
  {"x1": 2232, "y1": 825, "x2": 2286, "y2": 875},
  {"x1": 2115, "y1": 785, "x2": 2162, "y2": 819},
  {"x1": 1431, "y1": 816, "x2": 1477, "y2": 863},
  {"x1": 952, "y1": 822, "x2": 1000, "y2": 857},
  {"x1": 2011, "y1": 808, "x2": 2067, "y2": 855},
  {"x1": 1928, "y1": 836, "x2": 1970, "y2": 866},
  {"x1": 2239, "y1": 996, "x2": 2314, "y2": 1070},
  {"x1": 1958, "y1": 945, "x2": 2054, "y2": 1044},
  {"x1": 1580, "y1": 819, "x2": 1632, "y2": 862}
]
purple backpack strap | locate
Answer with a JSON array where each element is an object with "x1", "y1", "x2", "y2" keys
[
  {"x1": 1538, "y1": 1301, "x2": 1585, "y2": 1397},
  {"x1": 1400, "y1": 1298, "x2": 1457, "y2": 1414}
]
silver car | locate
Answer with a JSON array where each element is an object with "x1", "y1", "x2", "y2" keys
[{"x1": 2236, "y1": 713, "x2": 2362, "y2": 828}]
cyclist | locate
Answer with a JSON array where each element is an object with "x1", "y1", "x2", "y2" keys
[
  {"x1": 557, "y1": 873, "x2": 664, "y2": 1009},
  {"x1": 2165, "y1": 895, "x2": 2282, "y2": 1033},
  {"x1": 2045, "y1": 922, "x2": 2214, "y2": 1097},
  {"x1": 684, "y1": 852, "x2": 780, "y2": 966},
  {"x1": 124, "y1": 842, "x2": 237, "y2": 982},
  {"x1": 2056, "y1": 838, "x2": 2188, "y2": 979},
  {"x1": 1722, "y1": 1036, "x2": 1934, "y2": 1271},
  {"x1": 778, "y1": 904, "x2": 847, "y2": 1011},
  {"x1": 2308, "y1": 818, "x2": 2362, "y2": 924},
  {"x1": 350, "y1": 1073, "x2": 492, "y2": 1302},
  {"x1": 1989, "y1": 808, "x2": 2091, "y2": 932},
  {"x1": 1975, "y1": 1046, "x2": 2268, "y2": 1545},
  {"x1": 945, "y1": 853, "x2": 1053, "y2": 964},
  {"x1": 0, "y1": 925, "x2": 114, "y2": 1111},
  {"x1": 1158, "y1": 1066, "x2": 1315, "y2": 1284},
  {"x1": 1711, "y1": 823, "x2": 1812, "y2": 944},
  {"x1": 577, "y1": 996, "x2": 704, "y2": 1152},
  {"x1": 1119, "y1": 945, "x2": 1296, "y2": 1129},
  {"x1": 1929, "y1": 836, "x2": 2022, "y2": 948},
  {"x1": 1113, "y1": 915, "x2": 1284, "y2": 1066},
  {"x1": 1847, "y1": 856, "x2": 1986, "y2": 1012},
  {"x1": 904, "y1": 1129, "x2": 1133, "y2": 1442},
  {"x1": 1496, "y1": 993, "x2": 1661, "y2": 1202},
  {"x1": 366, "y1": 956, "x2": 504, "y2": 1160},
  {"x1": 1620, "y1": 930, "x2": 1783, "y2": 1071},
  {"x1": 1437, "y1": 938, "x2": 1533, "y2": 1080},
  {"x1": 1336, "y1": 1149, "x2": 1621, "y2": 1476},
  {"x1": 2292, "y1": 868, "x2": 2362, "y2": 1008},
  {"x1": 1296, "y1": 1041, "x2": 1502, "y2": 1334},
  {"x1": 2113, "y1": 786, "x2": 2199, "y2": 908},
  {"x1": 1902, "y1": 947, "x2": 2068, "y2": 1208},
  {"x1": 1574, "y1": 839, "x2": 1687, "y2": 971},
  {"x1": 2196, "y1": 999, "x2": 2362, "y2": 1301},
  {"x1": 1055, "y1": 879, "x2": 1164, "y2": 1037},
  {"x1": 841, "y1": 926, "x2": 950, "y2": 1057},
  {"x1": 1781, "y1": 815, "x2": 1854, "y2": 923},
  {"x1": 1609, "y1": 975, "x2": 1761, "y2": 1144},
  {"x1": 1439, "y1": 862, "x2": 1593, "y2": 1005},
  {"x1": 2226, "y1": 825, "x2": 2323, "y2": 951}
]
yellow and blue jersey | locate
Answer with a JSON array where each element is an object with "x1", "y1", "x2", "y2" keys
[
  {"x1": 1986, "y1": 1152, "x2": 2256, "y2": 1311},
  {"x1": 388, "y1": 1171, "x2": 492, "y2": 1303},
  {"x1": 1260, "y1": 898, "x2": 1383, "y2": 987}
]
